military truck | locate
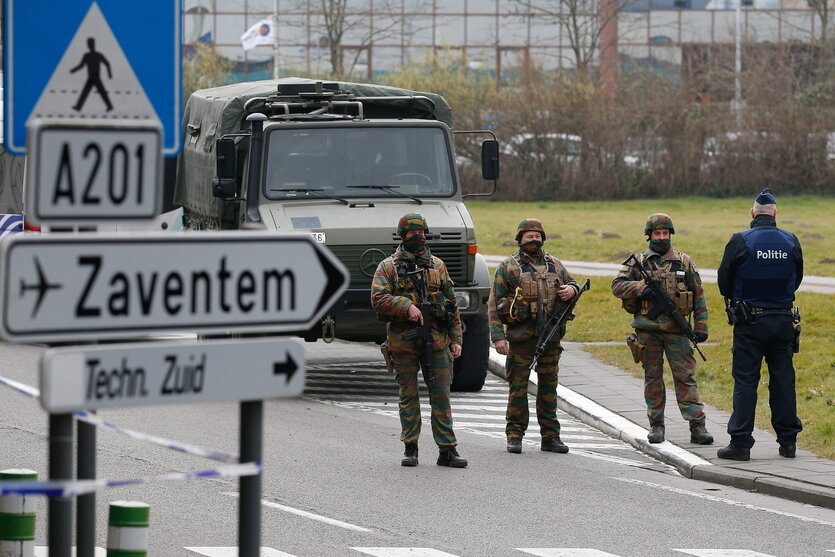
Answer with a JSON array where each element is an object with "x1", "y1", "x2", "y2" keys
[{"x1": 174, "y1": 77, "x2": 498, "y2": 391}]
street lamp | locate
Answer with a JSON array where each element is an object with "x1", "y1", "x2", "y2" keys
[{"x1": 734, "y1": 0, "x2": 754, "y2": 124}]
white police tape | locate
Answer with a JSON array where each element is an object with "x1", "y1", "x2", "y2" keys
[
  {"x1": 0, "y1": 462, "x2": 261, "y2": 497},
  {"x1": 0, "y1": 374, "x2": 39, "y2": 398},
  {"x1": 74, "y1": 411, "x2": 238, "y2": 463},
  {"x1": 0, "y1": 374, "x2": 238, "y2": 463}
]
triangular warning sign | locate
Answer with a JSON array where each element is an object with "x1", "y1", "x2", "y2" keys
[{"x1": 27, "y1": 2, "x2": 161, "y2": 123}]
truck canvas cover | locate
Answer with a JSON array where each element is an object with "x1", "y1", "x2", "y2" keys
[{"x1": 174, "y1": 77, "x2": 453, "y2": 221}]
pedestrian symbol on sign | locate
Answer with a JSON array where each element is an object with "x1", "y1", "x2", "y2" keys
[{"x1": 70, "y1": 38, "x2": 113, "y2": 112}]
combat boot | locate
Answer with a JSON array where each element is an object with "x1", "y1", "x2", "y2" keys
[
  {"x1": 779, "y1": 443, "x2": 796, "y2": 458},
  {"x1": 507, "y1": 437, "x2": 522, "y2": 454},
  {"x1": 541, "y1": 436, "x2": 569, "y2": 454},
  {"x1": 717, "y1": 444, "x2": 750, "y2": 461},
  {"x1": 689, "y1": 421, "x2": 714, "y2": 445},
  {"x1": 647, "y1": 423, "x2": 665, "y2": 444},
  {"x1": 401, "y1": 443, "x2": 418, "y2": 467},
  {"x1": 437, "y1": 448, "x2": 468, "y2": 468}
]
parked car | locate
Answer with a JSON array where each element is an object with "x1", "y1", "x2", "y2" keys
[{"x1": 503, "y1": 132, "x2": 644, "y2": 169}]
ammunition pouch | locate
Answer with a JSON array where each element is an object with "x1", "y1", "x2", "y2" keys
[
  {"x1": 725, "y1": 300, "x2": 752, "y2": 326},
  {"x1": 626, "y1": 333, "x2": 646, "y2": 364},
  {"x1": 498, "y1": 294, "x2": 530, "y2": 324}
]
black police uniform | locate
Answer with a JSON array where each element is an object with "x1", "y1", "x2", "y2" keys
[{"x1": 717, "y1": 213, "x2": 803, "y2": 450}]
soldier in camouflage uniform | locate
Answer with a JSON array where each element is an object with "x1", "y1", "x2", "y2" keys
[
  {"x1": 487, "y1": 218, "x2": 580, "y2": 454},
  {"x1": 611, "y1": 213, "x2": 713, "y2": 445},
  {"x1": 371, "y1": 212, "x2": 467, "y2": 468}
]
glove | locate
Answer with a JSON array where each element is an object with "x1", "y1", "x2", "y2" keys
[
  {"x1": 640, "y1": 287, "x2": 655, "y2": 300},
  {"x1": 694, "y1": 332, "x2": 708, "y2": 343}
]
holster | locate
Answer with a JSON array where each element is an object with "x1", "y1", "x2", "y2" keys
[
  {"x1": 792, "y1": 324, "x2": 801, "y2": 354},
  {"x1": 380, "y1": 342, "x2": 395, "y2": 373},
  {"x1": 626, "y1": 333, "x2": 646, "y2": 364}
]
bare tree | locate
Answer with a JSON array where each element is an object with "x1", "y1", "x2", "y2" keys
[
  {"x1": 808, "y1": 0, "x2": 833, "y2": 43},
  {"x1": 511, "y1": 0, "x2": 634, "y2": 81},
  {"x1": 286, "y1": 0, "x2": 430, "y2": 80}
]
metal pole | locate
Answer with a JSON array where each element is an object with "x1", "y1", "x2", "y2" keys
[
  {"x1": 238, "y1": 400, "x2": 263, "y2": 557},
  {"x1": 273, "y1": 0, "x2": 280, "y2": 79},
  {"x1": 48, "y1": 413, "x2": 74, "y2": 557},
  {"x1": 77, "y1": 414, "x2": 96, "y2": 557},
  {"x1": 735, "y1": 0, "x2": 742, "y2": 126}
]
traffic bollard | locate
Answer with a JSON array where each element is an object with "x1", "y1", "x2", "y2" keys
[
  {"x1": 106, "y1": 501, "x2": 149, "y2": 557},
  {"x1": 0, "y1": 469, "x2": 38, "y2": 557}
]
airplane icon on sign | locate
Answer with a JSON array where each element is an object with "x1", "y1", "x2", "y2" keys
[{"x1": 19, "y1": 257, "x2": 62, "y2": 318}]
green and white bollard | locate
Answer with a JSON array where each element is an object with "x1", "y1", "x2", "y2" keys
[
  {"x1": 106, "y1": 501, "x2": 149, "y2": 557},
  {"x1": 0, "y1": 469, "x2": 38, "y2": 557}
]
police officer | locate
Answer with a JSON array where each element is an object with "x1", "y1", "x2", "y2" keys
[
  {"x1": 488, "y1": 218, "x2": 579, "y2": 454},
  {"x1": 371, "y1": 213, "x2": 467, "y2": 468},
  {"x1": 611, "y1": 213, "x2": 714, "y2": 445},
  {"x1": 716, "y1": 189, "x2": 803, "y2": 461}
]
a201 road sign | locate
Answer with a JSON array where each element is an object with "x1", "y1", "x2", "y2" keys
[
  {"x1": 26, "y1": 119, "x2": 162, "y2": 225},
  {"x1": 0, "y1": 232, "x2": 349, "y2": 343},
  {"x1": 41, "y1": 338, "x2": 305, "y2": 412}
]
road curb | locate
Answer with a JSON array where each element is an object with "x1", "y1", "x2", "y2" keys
[
  {"x1": 486, "y1": 348, "x2": 835, "y2": 510},
  {"x1": 487, "y1": 349, "x2": 710, "y2": 478}
]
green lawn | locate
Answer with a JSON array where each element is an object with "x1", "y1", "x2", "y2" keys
[
  {"x1": 468, "y1": 196, "x2": 835, "y2": 277},
  {"x1": 468, "y1": 198, "x2": 835, "y2": 460}
]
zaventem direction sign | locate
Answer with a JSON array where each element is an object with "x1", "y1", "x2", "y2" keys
[
  {"x1": 3, "y1": 0, "x2": 181, "y2": 155},
  {"x1": 41, "y1": 338, "x2": 305, "y2": 412},
  {"x1": 0, "y1": 232, "x2": 349, "y2": 343},
  {"x1": 26, "y1": 119, "x2": 162, "y2": 225}
]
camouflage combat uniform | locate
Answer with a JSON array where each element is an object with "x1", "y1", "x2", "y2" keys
[
  {"x1": 371, "y1": 245, "x2": 463, "y2": 449},
  {"x1": 611, "y1": 236, "x2": 709, "y2": 430},
  {"x1": 488, "y1": 246, "x2": 579, "y2": 442}
]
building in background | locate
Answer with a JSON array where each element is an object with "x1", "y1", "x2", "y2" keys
[{"x1": 183, "y1": 0, "x2": 828, "y2": 83}]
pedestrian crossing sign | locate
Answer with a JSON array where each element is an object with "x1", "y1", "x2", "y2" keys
[{"x1": 3, "y1": 0, "x2": 182, "y2": 155}]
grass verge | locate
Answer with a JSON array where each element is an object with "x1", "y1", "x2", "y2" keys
[{"x1": 470, "y1": 197, "x2": 834, "y2": 460}]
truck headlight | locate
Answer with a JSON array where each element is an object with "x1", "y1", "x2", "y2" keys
[{"x1": 454, "y1": 291, "x2": 473, "y2": 311}]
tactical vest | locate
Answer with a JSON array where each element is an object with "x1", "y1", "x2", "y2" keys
[
  {"x1": 510, "y1": 253, "x2": 563, "y2": 321},
  {"x1": 732, "y1": 227, "x2": 797, "y2": 308},
  {"x1": 388, "y1": 258, "x2": 445, "y2": 318},
  {"x1": 639, "y1": 252, "x2": 694, "y2": 317}
]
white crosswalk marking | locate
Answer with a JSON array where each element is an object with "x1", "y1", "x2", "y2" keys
[
  {"x1": 517, "y1": 549, "x2": 623, "y2": 556},
  {"x1": 672, "y1": 551, "x2": 778, "y2": 556},
  {"x1": 34, "y1": 549, "x2": 106, "y2": 556},
  {"x1": 305, "y1": 362, "x2": 673, "y2": 472},
  {"x1": 352, "y1": 549, "x2": 460, "y2": 557},
  {"x1": 185, "y1": 548, "x2": 295, "y2": 556}
]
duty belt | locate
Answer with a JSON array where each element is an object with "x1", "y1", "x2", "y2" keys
[{"x1": 749, "y1": 307, "x2": 793, "y2": 317}]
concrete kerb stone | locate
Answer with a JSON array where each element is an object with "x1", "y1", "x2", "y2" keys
[
  {"x1": 487, "y1": 349, "x2": 711, "y2": 478},
  {"x1": 487, "y1": 347, "x2": 835, "y2": 510}
]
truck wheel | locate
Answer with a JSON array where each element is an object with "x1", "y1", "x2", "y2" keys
[{"x1": 452, "y1": 313, "x2": 489, "y2": 392}]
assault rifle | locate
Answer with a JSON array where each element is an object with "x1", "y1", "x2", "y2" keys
[
  {"x1": 529, "y1": 278, "x2": 591, "y2": 371},
  {"x1": 404, "y1": 266, "x2": 435, "y2": 384},
  {"x1": 622, "y1": 254, "x2": 706, "y2": 361}
]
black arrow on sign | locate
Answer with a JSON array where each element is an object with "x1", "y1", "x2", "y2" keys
[{"x1": 273, "y1": 353, "x2": 298, "y2": 382}]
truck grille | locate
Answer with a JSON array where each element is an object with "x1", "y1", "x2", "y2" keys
[{"x1": 327, "y1": 244, "x2": 468, "y2": 289}]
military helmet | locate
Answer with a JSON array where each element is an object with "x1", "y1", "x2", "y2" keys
[
  {"x1": 515, "y1": 218, "x2": 546, "y2": 242},
  {"x1": 396, "y1": 212, "x2": 429, "y2": 236},
  {"x1": 644, "y1": 213, "x2": 675, "y2": 236}
]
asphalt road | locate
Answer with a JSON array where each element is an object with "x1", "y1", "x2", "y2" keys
[{"x1": 1, "y1": 339, "x2": 834, "y2": 556}]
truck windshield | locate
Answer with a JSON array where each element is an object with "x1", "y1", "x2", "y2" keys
[{"x1": 263, "y1": 126, "x2": 455, "y2": 200}]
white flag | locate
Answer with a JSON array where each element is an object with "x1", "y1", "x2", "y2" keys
[{"x1": 241, "y1": 19, "x2": 274, "y2": 51}]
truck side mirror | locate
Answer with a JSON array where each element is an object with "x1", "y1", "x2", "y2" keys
[
  {"x1": 481, "y1": 139, "x2": 500, "y2": 181},
  {"x1": 212, "y1": 137, "x2": 239, "y2": 198}
]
